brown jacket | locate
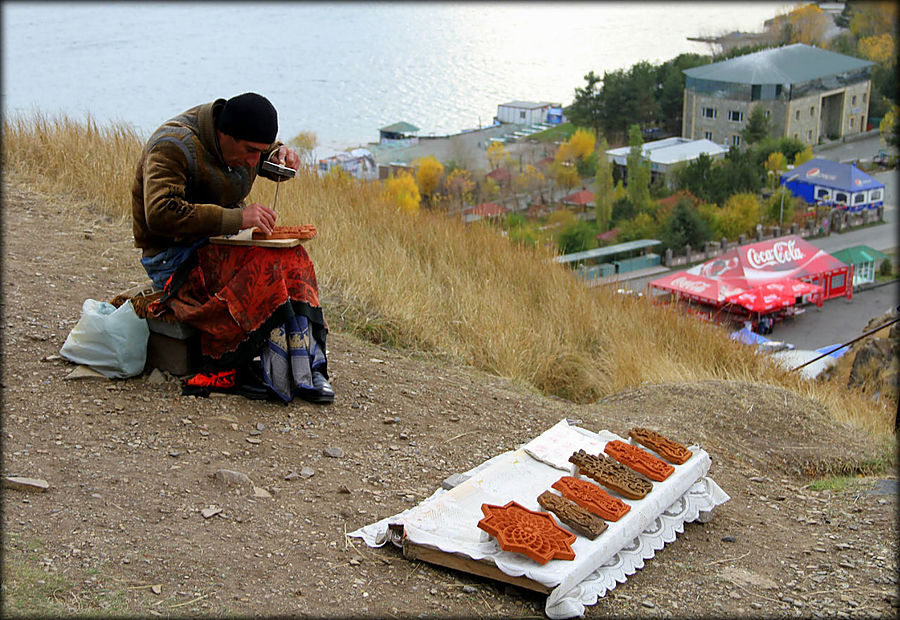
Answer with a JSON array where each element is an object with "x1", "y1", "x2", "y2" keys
[{"x1": 131, "y1": 99, "x2": 283, "y2": 257}]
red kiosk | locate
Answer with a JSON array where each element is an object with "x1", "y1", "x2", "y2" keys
[{"x1": 650, "y1": 236, "x2": 852, "y2": 327}]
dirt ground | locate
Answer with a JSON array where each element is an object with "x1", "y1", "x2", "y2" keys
[{"x1": 1, "y1": 177, "x2": 897, "y2": 618}]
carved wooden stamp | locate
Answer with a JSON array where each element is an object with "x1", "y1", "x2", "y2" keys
[
  {"x1": 537, "y1": 491, "x2": 608, "y2": 539},
  {"x1": 568, "y1": 449, "x2": 652, "y2": 500},
  {"x1": 629, "y1": 427, "x2": 692, "y2": 465},
  {"x1": 604, "y1": 440, "x2": 675, "y2": 482},
  {"x1": 551, "y1": 476, "x2": 631, "y2": 521}
]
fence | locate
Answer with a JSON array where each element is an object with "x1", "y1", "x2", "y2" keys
[{"x1": 662, "y1": 207, "x2": 884, "y2": 267}]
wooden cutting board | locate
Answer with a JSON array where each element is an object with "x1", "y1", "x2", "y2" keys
[{"x1": 210, "y1": 228, "x2": 303, "y2": 248}]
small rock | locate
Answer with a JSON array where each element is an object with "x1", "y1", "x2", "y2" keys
[
  {"x1": 641, "y1": 600, "x2": 655, "y2": 609},
  {"x1": 249, "y1": 429, "x2": 262, "y2": 436},
  {"x1": 462, "y1": 585, "x2": 477, "y2": 594},
  {"x1": 323, "y1": 447, "x2": 343, "y2": 458},
  {"x1": 284, "y1": 471, "x2": 300, "y2": 481},
  {"x1": 300, "y1": 467, "x2": 316, "y2": 478},
  {"x1": 383, "y1": 417, "x2": 399, "y2": 424},
  {"x1": 349, "y1": 558, "x2": 360, "y2": 566},
  {"x1": 147, "y1": 368, "x2": 166, "y2": 385},
  {"x1": 338, "y1": 485, "x2": 351, "y2": 494},
  {"x1": 449, "y1": 415, "x2": 460, "y2": 422},
  {"x1": 168, "y1": 450, "x2": 182, "y2": 458},
  {"x1": 201, "y1": 506, "x2": 221, "y2": 519},
  {"x1": 214, "y1": 469, "x2": 253, "y2": 487},
  {"x1": 64, "y1": 365, "x2": 108, "y2": 381},
  {"x1": 151, "y1": 585, "x2": 161, "y2": 595},
  {"x1": 722, "y1": 535, "x2": 737, "y2": 543},
  {"x1": 252, "y1": 486, "x2": 272, "y2": 499},
  {"x1": 42, "y1": 354, "x2": 63, "y2": 362},
  {"x1": 256, "y1": 422, "x2": 266, "y2": 431},
  {"x1": 369, "y1": 358, "x2": 384, "y2": 363},
  {"x1": 3, "y1": 476, "x2": 49, "y2": 492},
  {"x1": 245, "y1": 437, "x2": 261, "y2": 445}
]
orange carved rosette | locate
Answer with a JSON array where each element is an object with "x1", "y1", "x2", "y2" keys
[
  {"x1": 477, "y1": 501, "x2": 576, "y2": 565},
  {"x1": 604, "y1": 440, "x2": 674, "y2": 482},
  {"x1": 551, "y1": 476, "x2": 630, "y2": 522}
]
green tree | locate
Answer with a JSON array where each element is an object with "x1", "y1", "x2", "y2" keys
[
  {"x1": 625, "y1": 124, "x2": 651, "y2": 212},
  {"x1": 593, "y1": 137, "x2": 614, "y2": 232},
  {"x1": 566, "y1": 71, "x2": 604, "y2": 135},
  {"x1": 617, "y1": 212, "x2": 658, "y2": 243},
  {"x1": 880, "y1": 105, "x2": 899, "y2": 148},
  {"x1": 557, "y1": 219, "x2": 598, "y2": 255},
  {"x1": 655, "y1": 53, "x2": 710, "y2": 134},
  {"x1": 675, "y1": 152, "x2": 714, "y2": 202},
  {"x1": 610, "y1": 196, "x2": 637, "y2": 225},
  {"x1": 716, "y1": 193, "x2": 760, "y2": 239},
  {"x1": 661, "y1": 197, "x2": 712, "y2": 251},
  {"x1": 741, "y1": 106, "x2": 771, "y2": 145}
]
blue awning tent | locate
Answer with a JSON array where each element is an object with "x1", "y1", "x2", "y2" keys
[{"x1": 781, "y1": 158, "x2": 885, "y2": 212}]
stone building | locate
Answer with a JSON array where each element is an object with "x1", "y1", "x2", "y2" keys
[{"x1": 682, "y1": 44, "x2": 874, "y2": 148}]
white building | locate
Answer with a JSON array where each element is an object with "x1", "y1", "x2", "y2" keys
[
  {"x1": 495, "y1": 101, "x2": 559, "y2": 125},
  {"x1": 606, "y1": 137, "x2": 728, "y2": 188}
]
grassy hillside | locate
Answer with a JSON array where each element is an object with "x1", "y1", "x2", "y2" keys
[{"x1": 2, "y1": 114, "x2": 894, "y2": 437}]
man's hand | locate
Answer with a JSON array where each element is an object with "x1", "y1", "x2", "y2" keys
[
  {"x1": 241, "y1": 202, "x2": 277, "y2": 235},
  {"x1": 269, "y1": 145, "x2": 301, "y2": 171}
]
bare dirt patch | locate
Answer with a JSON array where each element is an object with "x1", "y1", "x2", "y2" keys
[{"x1": 2, "y1": 177, "x2": 896, "y2": 617}]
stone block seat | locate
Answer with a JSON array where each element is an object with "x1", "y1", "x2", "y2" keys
[{"x1": 110, "y1": 282, "x2": 199, "y2": 376}]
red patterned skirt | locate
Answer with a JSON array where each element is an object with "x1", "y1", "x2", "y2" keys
[{"x1": 156, "y1": 243, "x2": 328, "y2": 372}]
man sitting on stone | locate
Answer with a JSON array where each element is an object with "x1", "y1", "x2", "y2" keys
[{"x1": 132, "y1": 92, "x2": 333, "y2": 404}]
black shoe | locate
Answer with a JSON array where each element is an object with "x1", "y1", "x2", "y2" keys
[
  {"x1": 234, "y1": 361, "x2": 277, "y2": 401},
  {"x1": 299, "y1": 370, "x2": 334, "y2": 404}
]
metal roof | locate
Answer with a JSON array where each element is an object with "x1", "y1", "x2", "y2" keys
[
  {"x1": 606, "y1": 138, "x2": 728, "y2": 166},
  {"x1": 683, "y1": 43, "x2": 873, "y2": 85},
  {"x1": 498, "y1": 101, "x2": 555, "y2": 109},
  {"x1": 555, "y1": 239, "x2": 661, "y2": 264},
  {"x1": 831, "y1": 245, "x2": 889, "y2": 264},
  {"x1": 379, "y1": 121, "x2": 420, "y2": 134}
]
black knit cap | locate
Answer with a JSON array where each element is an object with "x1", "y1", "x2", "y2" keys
[{"x1": 216, "y1": 92, "x2": 278, "y2": 144}]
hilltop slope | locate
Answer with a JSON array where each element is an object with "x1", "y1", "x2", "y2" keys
[{"x1": 2, "y1": 178, "x2": 896, "y2": 617}]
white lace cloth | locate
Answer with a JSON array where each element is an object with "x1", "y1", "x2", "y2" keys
[{"x1": 349, "y1": 420, "x2": 730, "y2": 619}]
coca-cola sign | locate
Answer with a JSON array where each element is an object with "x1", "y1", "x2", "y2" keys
[
  {"x1": 745, "y1": 239, "x2": 805, "y2": 269},
  {"x1": 671, "y1": 276, "x2": 711, "y2": 294}
]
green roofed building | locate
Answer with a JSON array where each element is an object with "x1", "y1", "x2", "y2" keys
[
  {"x1": 682, "y1": 43, "x2": 874, "y2": 148},
  {"x1": 831, "y1": 245, "x2": 890, "y2": 286},
  {"x1": 379, "y1": 122, "x2": 421, "y2": 143}
]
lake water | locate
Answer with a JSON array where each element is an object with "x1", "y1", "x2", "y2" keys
[{"x1": 2, "y1": 2, "x2": 792, "y2": 157}]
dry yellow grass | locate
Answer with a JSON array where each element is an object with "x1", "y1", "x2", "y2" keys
[{"x1": 2, "y1": 114, "x2": 894, "y2": 439}]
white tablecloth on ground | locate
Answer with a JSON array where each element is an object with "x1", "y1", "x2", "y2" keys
[{"x1": 350, "y1": 419, "x2": 730, "y2": 618}]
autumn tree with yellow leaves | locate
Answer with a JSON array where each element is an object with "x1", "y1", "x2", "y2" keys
[
  {"x1": 381, "y1": 172, "x2": 420, "y2": 215},
  {"x1": 486, "y1": 141, "x2": 508, "y2": 170},
  {"x1": 414, "y1": 155, "x2": 443, "y2": 206},
  {"x1": 444, "y1": 168, "x2": 475, "y2": 214},
  {"x1": 767, "y1": 4, "x2": 829, "y2": 46}
]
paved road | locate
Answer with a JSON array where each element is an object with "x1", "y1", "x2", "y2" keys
[{"x1": 769, "y1": 282, "x2": 897, "y2": 351}]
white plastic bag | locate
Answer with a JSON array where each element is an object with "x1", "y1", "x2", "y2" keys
[{"x1": 59, "y1": 299, "x2": 149, "y2": 378}]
